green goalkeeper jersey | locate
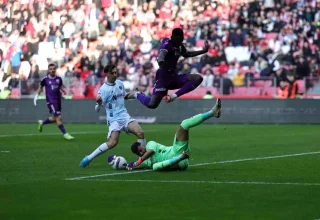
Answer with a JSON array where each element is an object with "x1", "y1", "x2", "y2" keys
[
  {"x1": 145, "y1": 141, "x2": 175, "y2": 164},
  {"x1": 137, "y1": 141, "x2": 175, "y2": 169}
]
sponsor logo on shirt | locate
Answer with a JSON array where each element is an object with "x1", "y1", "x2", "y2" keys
[{"x1": 112, "y1": 93, "x2": 124, "y2": 101}]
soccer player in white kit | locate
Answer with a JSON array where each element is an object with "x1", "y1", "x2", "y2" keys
[{"x1": 79, "y1": 64, "x2": 146, "y2": 168}]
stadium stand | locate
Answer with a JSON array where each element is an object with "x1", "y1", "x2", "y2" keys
[{"x1": 0, "y1": 0, "x2": 319, "y2": 99}]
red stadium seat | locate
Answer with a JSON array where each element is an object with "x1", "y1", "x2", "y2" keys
[
  {"x1": 296, "y1": 80, "x2": 305, "y2": 94},
  {"x1": 196, "y1": 40, "x2": 205, "y2": 48},
  {"x1": 264, "y1": 87, "x2": 276, "y2": 96},
  {"x1": 10, "y1": 88, "x2": 20, "y2": 98},
  {"x1": 265, "y1": 32, "x2": 277, "y2": 40},
  {"x1": 234, "y1": 87, "x2": 247, "y2": 95}
]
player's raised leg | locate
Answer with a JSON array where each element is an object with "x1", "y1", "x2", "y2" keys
[
  {"x1": 177, "y1": 98, "x2": 221, "y2": 142},
  {"x1": 127, "y1": 120, "x2": 146, "y2": 145},
  {"x1": 80, "y1": 131, "x2": 120, "y2": 168},
  {"x1": 126, "y1": 92, "x2": 163, "y2": 109},
  {"x1": 38, "y1": 116, "x2": 55, "y2": 132},
  {"x1": 125, "y1": 70, "x2": 168, "y2": 109},
  {"x1": 55, "y1": 114, "x2": 74, "y2": 140},
  {"x1": 164, "y1": 74, "x2": 203, "y2": 103}
]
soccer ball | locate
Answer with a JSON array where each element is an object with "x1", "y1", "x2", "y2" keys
[{"x1": 108, "y1": 154, "x2": 127, "y2": 170}]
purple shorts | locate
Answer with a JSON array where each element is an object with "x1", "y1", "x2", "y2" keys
[
  {"x1": 47, "y1": 102, "x2": 61, "y2": 116},
  {"x1": 153, "y1": 70, "x2": 189, "y2": 97}
]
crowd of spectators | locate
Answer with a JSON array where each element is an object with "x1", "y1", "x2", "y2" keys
[{"x1": 1, "y1": 0, "x2": 320, "y2": 99}]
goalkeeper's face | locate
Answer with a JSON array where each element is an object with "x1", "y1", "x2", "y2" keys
[{"x1": 136, "y1": 145, "x2": 146, "y2": 157}]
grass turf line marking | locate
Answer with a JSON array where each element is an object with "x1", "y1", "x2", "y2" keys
[
  {"x1": 66, "y1": 170, "x2": 152, "y2": 180},
  {"x1": 65, "y1": 151, "x2": 320, "y2": 180},
  {"x1": 83, "y1": 179, "x2": 320, "y2": 186},
  {"x1": 191, "y1": 151, "x2": 320, "y2": 167},
  {"x1": 0, "y1": 130, "x2": 157, "y2": 138},
  {"x1": 0, "y1": 151, "x2": 10, "y2": 153}
]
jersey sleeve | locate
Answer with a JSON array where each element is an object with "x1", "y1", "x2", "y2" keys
[
  {"x1": 160, "y1": 38, "x2": 172, "y2": 51},
  {"x1": 117, "y1": 80, "x2": 126, "y2": 96},
  {"x1": 146, "y1": 141, "x2": 158, "y2": 152},
  {"x1": 98, "y1": 86, "x2": 110, "y2": 106},
  {"x1": 59, "y1": 77, "x2": 63, "y2": 87},
  {"x1": 180, "y1": 44, "x2": 187, "y2": 56},
  {"x1": 137, "y1": 159, "x2": 152, "y2": 169},
  {"x1": 40, "y1": 77, "x2": 46, "y2": 87}
]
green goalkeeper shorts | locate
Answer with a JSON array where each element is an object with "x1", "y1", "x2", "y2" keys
[
  {"x1": 172, "y1": 135, "x2": 190, "y2": 155},
  {"x1": 171, "y1": 135, "x2": 190, "y2": 171}
]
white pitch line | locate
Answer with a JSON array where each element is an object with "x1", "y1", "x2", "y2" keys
[
  {"x1": 0, "y1": 131, "x2": 106, "y2": 138},
  {"x1": 0, "y1": 130, "x2": 157, "y2": 138},
  {"x1": 66, "y1": 170, "x2": 152, "y2": 180},
  {"x1": 0, "y1": 151, "x2": 10, "y2": 153},
  {"x1": 66, "y1": 151, "x2": 320, "y2": 180},
  {"x1": 190, "y1": 151, "x2": 320, "y2": 167},
  {"x1": 82, "y1": 179, "x2": 320, "y2": 186}
]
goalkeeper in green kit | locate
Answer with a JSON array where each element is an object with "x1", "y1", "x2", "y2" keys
[{"x1": 127, "y1": 98, "x2": 222, "y2": 171}]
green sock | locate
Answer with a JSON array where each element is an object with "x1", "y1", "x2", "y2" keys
[
  {"x1": 180, "y1": 112, "x2": 212, "y2": 130},
  {"x1": 153, "y1": 154, "x2": 182, "y2": 171}
]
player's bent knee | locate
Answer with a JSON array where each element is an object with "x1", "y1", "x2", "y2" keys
[
  {"x1": 136, "y1": 131, "x2": 144, "y2": 139},
  {"x1": 180, "y1": 120, "x2": 189, "y2": 130},
  {"x1": 148, "y1": 103, "x2": 159, "y2": 109},
  {"x1": 188, "y1": 74, "x2": 203, "y2": 82},
  {"x1": 107, "y1": 139, "x2": 118, "y2": 148}
]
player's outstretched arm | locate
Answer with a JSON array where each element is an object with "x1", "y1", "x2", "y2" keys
[
  {"x1": 60, "y1": 84, "x2": 67, "y2": 95},
  {"x1": 127, "y1": 149, "x2": 155, "y2": 170},
  {"x1": 157, "y1": 49, "x2": 168, "y2": 68},
  {"x1": 34, "y1": 86, "x2": 43, "y2": 106},
  {"x1": 94, "y1": 96, "x2": 103, "y2": 112},
  {"x1": 182, "y1": 40, "x2": 209, "y2": 58}
]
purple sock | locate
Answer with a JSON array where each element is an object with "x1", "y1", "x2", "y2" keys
[
  {"x1": 58, "y1": 124, "x2": 67, "y2": 135},
  {"x1": 42, "y1": 119, "x2": 51, "y2": 125},
  {"x1": 137, "y1": 93, "x2": 151, "y2": 107},
  {"x1": 175, "y1": 78, "x2": 203, "y2": 97}
]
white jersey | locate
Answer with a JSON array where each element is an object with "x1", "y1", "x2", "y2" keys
[{"x1": 98, "y1": 80, "x2": 130, "y2": 124}]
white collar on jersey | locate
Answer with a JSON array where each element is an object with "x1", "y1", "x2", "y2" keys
[
  {"x1": 105, "y1": 82, "x2": 115, "y2": 86},
  {"x1": 48, "y1": 75, "x2": 57, "y2": 79}
]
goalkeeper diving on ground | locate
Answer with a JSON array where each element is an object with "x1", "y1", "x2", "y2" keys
[{"x1": 125, "y1": 98, "x2": 222, "y2": 171}]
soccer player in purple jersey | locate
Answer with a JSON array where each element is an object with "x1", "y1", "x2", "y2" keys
[
  {"x1": 125, "y1": 28, "x2": 209, "y2": 109},
  {"x1": 33, "y1": 63, "x2": 74, "y2": 140}
]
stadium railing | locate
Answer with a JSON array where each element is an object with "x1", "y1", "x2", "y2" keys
[{"x1": 2, "y1": 76, "x2": 319, "y2": 100}]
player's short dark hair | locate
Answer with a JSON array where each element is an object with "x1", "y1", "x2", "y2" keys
[
  {"x1": 131, "y1": 142, "x2": 141, "y2": 154},
  {"x1": 104, "y1": 64, "x2": 117, "y2": 74},
  {"x1": 172, "y1": 28, "x2": 184, "y2": 37},
  {"x1": 48, "y1": 63, "x2": 56, "y2": 68}
]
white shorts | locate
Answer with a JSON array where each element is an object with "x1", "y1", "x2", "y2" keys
[{"x1": 107, "y1": 117, "x2": 135, "y2": 139}]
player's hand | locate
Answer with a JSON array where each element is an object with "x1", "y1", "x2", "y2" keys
[
  {"x1": 96, "y1": 96, "x2": 102, "y2": 105},
  {"x1": 33, "y1": 94, "x2": 38, "y2": 106},
  {"x1": 61, "y1": 90, "x2": 67, "y2": 95},
  {"x1": 126, "y1": 162, "x2": 135, "y2": 170},
  {"x1": 203, "y1": 40, "x2": 210, "y2": 52}
]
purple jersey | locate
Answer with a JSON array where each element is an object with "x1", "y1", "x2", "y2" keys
[
  {"x1": 158, "y1": 38, "x2": 187, "y2": 75},
  {"x1": 40, "y1": 75, "x2": 63, "y2": 103}
]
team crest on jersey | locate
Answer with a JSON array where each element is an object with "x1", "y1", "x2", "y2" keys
[
  {"x1": 49, "y1": 81, "x2": 52, "y2": 84},
  {"x1": 56, "y1": 79, "x2": 60, "y2": 83}
]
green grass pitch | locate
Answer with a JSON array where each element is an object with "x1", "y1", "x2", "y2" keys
[{"x1": 1, "y1": 124, "x2": 320, "y2": 220}]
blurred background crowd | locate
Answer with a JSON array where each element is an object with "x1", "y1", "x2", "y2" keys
[{"x1": 0, "y1": 0, "x2": 320, "y2": 99}]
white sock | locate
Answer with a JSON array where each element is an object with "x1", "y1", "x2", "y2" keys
[
  {"x1": 88, "y1": 143, "x2": 109, "y2": 160},
  {"x1": 171, "y1": 94, "x2": 178, "y2": 100},
  {"x1": 137, "y1": 139, "x2": 146, "y2": 146}
]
